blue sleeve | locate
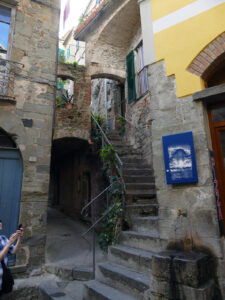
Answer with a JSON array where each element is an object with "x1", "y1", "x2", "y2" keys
[{"x1": 9, "y1": 244, "x2": 15, "y2": 254}]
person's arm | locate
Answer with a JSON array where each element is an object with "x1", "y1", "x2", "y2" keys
[
  {"x1": 0, "y1": 233, "x2": 19, "y2": 261},
  {"x1": 11, "y1": 229, "x2": 23, "y2": 255}
]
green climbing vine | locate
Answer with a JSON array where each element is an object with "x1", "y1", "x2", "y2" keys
[
  {"x1": 90, "y1": 114, "x2": 125, "y2": 252},
  {"x1": 98, "y1": 176, "x2": 124, "y2": 252},
  {"x1": 116, "y1": 117, "x2": 126, "y2": 135}
]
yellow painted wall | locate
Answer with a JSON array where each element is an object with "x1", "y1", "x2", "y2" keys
[
  {"x1": 153, "y1": 3, "x2": 225, "y2": 97},
  {"x1": 151, "y1": 0, "x2": 196, "y2": 21}
]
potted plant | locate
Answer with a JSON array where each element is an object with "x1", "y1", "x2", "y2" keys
[{"x1": 62, "y1": 90, "x2": 73, "y2": 109}]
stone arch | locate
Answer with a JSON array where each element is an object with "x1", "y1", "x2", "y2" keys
[
  {"x1": 187, "y1": 32, "x2": 225, "y2": 81},
  {"x1": 91, "y1": 70, "x2": 125, "y2": 83},
  {"x1": 0, "y1": 110, "x2": 26, "y2": 153},
  {"x1": 84, "y1": 0, "x2": 140, "y2": 79}
]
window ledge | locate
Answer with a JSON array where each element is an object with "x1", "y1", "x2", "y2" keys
[{"x1": 0, "y1": 95, "x2": 16, "y2": 105}]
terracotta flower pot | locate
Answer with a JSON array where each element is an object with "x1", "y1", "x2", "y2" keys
[{"x1": 66, "y1": 103, "x2": 73, "y2": 109}]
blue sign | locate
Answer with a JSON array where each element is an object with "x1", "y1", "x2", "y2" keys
[{"x1": 162, "y1": 132, "x2": 198, "y2": 184}]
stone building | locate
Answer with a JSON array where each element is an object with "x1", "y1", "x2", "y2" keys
[
  {"x1": 74, "y1": 0, "x2": 225, "y2": 298},
  {"x1": 0, "y1": 0, "x2": 60, "y2": 271}
]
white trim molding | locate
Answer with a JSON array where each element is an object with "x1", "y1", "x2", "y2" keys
[{"x1": 153, "y1": 0, "x2": 225, "y2": 34}]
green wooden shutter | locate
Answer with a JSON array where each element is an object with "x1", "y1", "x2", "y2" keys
[{"x1": 126, "y1": 51, "x2": 136, "y2": 104}]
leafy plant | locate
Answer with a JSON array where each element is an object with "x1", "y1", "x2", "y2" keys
[
  {"x1": 56, "y1": 96, "x2": 65, "y2": 108},
  {"x1": 98, "y1": 179, "x2": 124, "y2": 252},
  {"x1": 62, "y1": 90, "x2": 73, "y2": 104},
  {"x1": 116, "y1": 117, "x2": 126, "y2": 135},
  {"x1": 91, "y1": 114, "x2": 106, "y2": 150},
  {"x1": 79, "y1": 13, "x2": 86, "y2": 25},
  {"x1": 100, "y1": 145, "x2": 116, "y2": 171}
]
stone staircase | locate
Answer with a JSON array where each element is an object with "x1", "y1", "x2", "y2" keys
[
  {"x1": 83, "y1": 132, "x2": 218, "y2": 300},
  {"x1": 83, "y1": 132, "x2": 160, "y2": 299}
]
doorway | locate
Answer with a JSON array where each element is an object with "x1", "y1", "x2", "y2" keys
[
  {"x1": 0, "y1": 129, "x2": 23, "y2": 264},
  {"x1": 208, "y1": 103, "x2": 225, "y2": 231}
]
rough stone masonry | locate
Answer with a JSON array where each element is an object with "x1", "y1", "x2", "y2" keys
[{"x1": 0, "y1": 0, "x2": 60, "y2": 271}]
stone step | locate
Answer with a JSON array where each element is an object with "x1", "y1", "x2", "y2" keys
[
  {"x1": 45, "y1": 264, "x2": 93, "y2": 281},
  {"x1": 119, "y1": 153, "x2": 142, "y2": 159},
  {"x1": 124, "y1": 175, "x2": 154, "y2": 183},
  {"x1": 126, "y1": 203, "x2": 159, "y2": 217},
  {"x1": 126, "y1": 189, "x2": 156, "y2": 201},
  {"x1": 126, "y1": 182, "x2": 155, "y2": 190},
  {"x1": 116, "y1": 147, "x2": 141, "y2": 155},
  {"x1": 123, "y1": 162, "x2": 149, "y2": 169},
  {"x1": 83, "y1": 280, "x2": 136, "y2": 300},
  {"x1": 97, "y1": 262, "x2": 150, "y2": 299},
  {"x1": 122, "y1": 158, "x2": 146, "y2": 164},
  {"x1": 131, "y1": 216, "x2": 159, "y2": 235},
  {"x1": 119, "y1": 231, "x2": 162, "y2": 252},
  {"x1": 108, "y1": 245, "x2": 155, "y2": 274},
  {"x1": 123, "y1": 169, "x2": 153, "y2": 176}
]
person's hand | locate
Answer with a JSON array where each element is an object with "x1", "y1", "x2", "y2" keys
[
  {"x1": 9, "y1": 233, "x2": 19, "y2": 245},
  {"x1": 17, "y1": 228, "x2": 23, "y2": 239}
]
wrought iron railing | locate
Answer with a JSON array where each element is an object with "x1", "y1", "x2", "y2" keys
[
  {"x1": 81, "y1": 113, "x2": 125, "y2": 279},
  {"x1": 0, "y1": 57, "x2": 24, "y2": 98}
]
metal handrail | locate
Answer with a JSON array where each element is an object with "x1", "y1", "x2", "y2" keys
[
  {"x1": 82, "y1": 202, "x2": 117, "y2": 237},
  {"x1": 81, "y1": 113, "x2": 125, "y2": 279},
  {"x1": 116, "y1": 113, "x2": 150, "y2": 137},
  {"x1": 81, "y1": 179, "x2": 121, "y2": 215},
  {"x1": 91, "y1": 113, "x2": 123, "y2": 168}
]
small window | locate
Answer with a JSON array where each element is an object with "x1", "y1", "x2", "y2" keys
[
  {"x1": 134, "y1": 42, "x2": 149, "y2": 99},
  {"x1": 0, "y1": 5, "x2": 11, "y2": 56},
  {"x1": 67, "y1": 45, "x2": 70, "y2": 60},
  {"x1": 76, "y1": 40, "x2": 80, "y2": 51}
]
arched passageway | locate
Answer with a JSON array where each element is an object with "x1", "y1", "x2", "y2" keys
[{"x1": 49, "y1": 138, "x2": 92, "y2": 217}]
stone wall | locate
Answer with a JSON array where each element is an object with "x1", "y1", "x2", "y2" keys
[
  {"x1": 123, "y1": 26, "x2": 152, "y2": 165},
  {"x1": 0, "y1": 0, "x2": 60, "y2": 270},
  {"x1": 148, "y1": 60, "x2": 225, "y2": 288},
  {"x1": 54, "y1": 63, "x2": 91, "y2": 141}
]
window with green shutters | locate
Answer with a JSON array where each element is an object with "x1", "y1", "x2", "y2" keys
[{"x1": 126, "y1": 51, "x2": 136, "y2": 104}]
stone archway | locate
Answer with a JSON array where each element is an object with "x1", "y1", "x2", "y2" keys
[{"x1": 187, "y1": 32, "x2": 225, "y2": 81}]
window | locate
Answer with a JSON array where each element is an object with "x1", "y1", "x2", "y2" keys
[
  {"x1": 76, "y1": 40, "x2": 80, "y2": 51},
  {"x1": 58, "y1": 48, "x2": 65, "y2": 63},
  {"x1": 67, "y1": 45, "x2": 70, "y2": 60},
  {"x1": 126, "y1": 42, "x2": 149, "y2": 104},
  {"x1": 0, "y1": 5, "x2": 11, "y2": 58},
  {"x1": 135, "y1": 42, "x2": 149, "y2": 98}
]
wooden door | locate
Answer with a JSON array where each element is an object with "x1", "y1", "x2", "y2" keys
[
  {"x1": 0, "y1": 149, "x2": 22, "y2": 243},
  {"x1": 208, "y1": 103, "x2": 225, "y2": 231}
]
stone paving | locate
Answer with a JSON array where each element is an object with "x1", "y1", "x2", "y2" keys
[{"x1": 4, "y1": 208, "x2": 106, "y2": 299}]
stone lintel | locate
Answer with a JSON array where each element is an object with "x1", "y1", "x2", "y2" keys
[
  {"x1": 0, "y1": 0, "x2": 18, "y2": 7},
  {"x1": 193, "y1": 84, "x2": 225, "y2": 104}
]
